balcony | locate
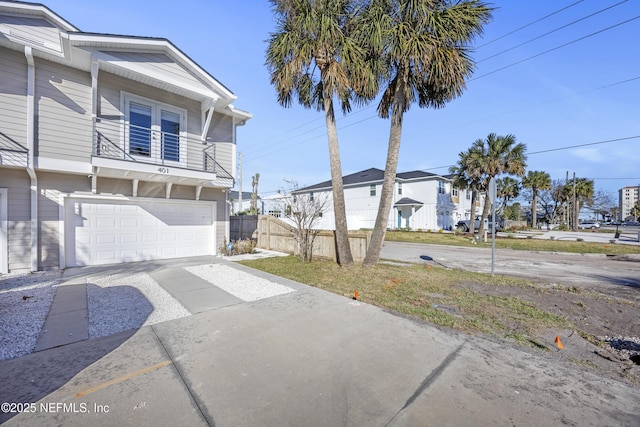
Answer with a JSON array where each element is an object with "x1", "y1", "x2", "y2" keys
[
  {"x1": 92, "y1": 117, "x2": 234, "y2": 187},
  {"x1": 0, "y1": 132, "x2": 29, "y2": 168}
]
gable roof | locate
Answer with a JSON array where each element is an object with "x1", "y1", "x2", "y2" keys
[
  {"x1": 397, "y1": 170, "x2": 439, "y2": 181},
  {"x1": 295, "y1": 167, "x2": 448, "y2": 193},
  {"x1": 394, "y1": 197, "x2": 424, "y2": 207}
]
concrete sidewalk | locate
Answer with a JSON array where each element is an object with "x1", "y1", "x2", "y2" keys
[
  {"x1": 30, "y1": 251, "x2": 288, "y2": 352},
  {"x1": 2, "y1": 256, "x2": 639, "y2": 426}
]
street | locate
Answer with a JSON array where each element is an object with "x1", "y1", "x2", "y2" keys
[{"x1": 380, "y1": 240, "x2": 640, "y2": 291}]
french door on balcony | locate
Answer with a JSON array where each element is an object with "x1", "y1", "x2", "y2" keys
[{"x1": 124, "y1": 94, "x2": 187, "y2": 166}]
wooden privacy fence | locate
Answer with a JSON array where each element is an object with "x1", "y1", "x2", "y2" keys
[
  {"x1": 256, "y1": 215, "x2": 371, "y2": 263},
  {"x1": 230, "y1": 215, "x2": 259, "y2": 241}
]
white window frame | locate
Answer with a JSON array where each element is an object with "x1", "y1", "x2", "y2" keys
[{"x1": 121, "y1": 92, "x2": 188, "y2": 168}]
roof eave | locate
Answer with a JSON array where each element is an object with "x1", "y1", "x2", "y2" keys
[{"x1": 68, "y1": 32, "x2": 237, "y2": 104}]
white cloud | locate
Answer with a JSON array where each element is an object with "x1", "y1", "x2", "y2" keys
[{"x1": 572, "y1": 148, "x2": 603, "y2": 163}]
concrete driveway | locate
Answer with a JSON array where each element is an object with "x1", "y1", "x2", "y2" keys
[{"x1": 1, "y1": 257, "x2": 639, "y2": 426}]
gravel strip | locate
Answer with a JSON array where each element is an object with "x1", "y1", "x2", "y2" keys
[
  {"x1": 89, "y1": 272, "x2": 191, "y2": 339},
  {"x1": 185, "y1": 264, "x2": 295, "y2": 301},
  {"x1": 0, "y1": 271, "x2": 62, "y2": 361}
]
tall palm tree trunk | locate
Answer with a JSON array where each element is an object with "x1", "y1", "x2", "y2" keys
[
  {"x1": 364, "y1": 75, "x2": 406, "y2": 267},
  {"x1": 469, "y1": 190, "x2": 477, "y2": 236},
  {"x1": 324, "y1": 96, "x2": 353, "y2": 265},
  {"x1": 531, "y1": 191, "x2": 538, "y2": 229}
]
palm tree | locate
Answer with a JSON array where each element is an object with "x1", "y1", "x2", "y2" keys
[
  {"x1": 564, "y1": 178, "x2": 594, "y2": 229},
  {"x1": 521, "y1": 170, "x2": 551, "y2": 229},
  {"x1": 469, "y1": 133, "x2": 527, "y2": 235},
  {"x1": 360, "y1": 0, "x2": 493, "y2": 266},
  {"x1": 449, "y1": 145, "x2": 485, "y2": 235},
  {"x1": 631, "y1": 199, "x2": 640, "y2": 220},
  {"x1": 497, "y1": 176, "x2": 520, "y2": 213},
  {"x1": 266, "y1": 0, "x2": 373, "y2": 265}
]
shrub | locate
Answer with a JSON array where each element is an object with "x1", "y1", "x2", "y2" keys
[{"x1": 219, "y1": 238, "x2": 257, "y2": 256}]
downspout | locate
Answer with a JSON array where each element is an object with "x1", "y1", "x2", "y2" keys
[{"x1": 25, "y1": 47, "x2": 38, "y2": 272}]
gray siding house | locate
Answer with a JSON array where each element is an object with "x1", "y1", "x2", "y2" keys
[{"x1": 0, "y1": 1, "x2": 251, "y2": 273}]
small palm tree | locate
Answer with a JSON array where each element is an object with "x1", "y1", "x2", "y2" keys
[
  {"x1": 564, "y1": 178, "x2": 594, "y2": 229},
  {"x1": 497, "y1": 176, "x2": 520, "y2": 213},
  {"x1": 521, "y1": 170, "x2": 551, "y2": 229},
  {"x1": 470, "y1": 133, "x2": 527, "y2": 235},
  {"x1": 360, "y1": 0, "x2": 493, "y2": 266},
  {"x1": 266, "y1": 0, "x2": 373, "y2": 265},
  {"x1": 449, "y1": 145, "x2": 485, "y2": 235}
]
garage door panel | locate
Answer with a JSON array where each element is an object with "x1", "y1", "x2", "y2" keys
[{"x1": 65, "y1": 198, "x2": 215, "y2": 267}]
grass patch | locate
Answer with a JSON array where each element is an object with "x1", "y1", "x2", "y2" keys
[
  {"x1": 383, "y1": 230, "x2": 640, "y2": 255},
  {"x1": 240, "y1": 256, "x2": 570, "y2": 347}
]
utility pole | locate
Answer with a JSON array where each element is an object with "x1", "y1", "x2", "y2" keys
[
  {"x1": 237, "y1": 151, "x2": 243, "y2": 214},
  {"x1": 572, "y1": 172, "x2": 577, "y2": 231},
  {"x1": 564, "y1": 171, "x2": 568, "y2": 226}
]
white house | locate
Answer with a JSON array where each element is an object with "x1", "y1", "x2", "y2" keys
[
  {"x1": 293, "y1": 167, "x2": 480, "y2": 231},
  {"x1": 0, "y1": 1, "x2": 251, "y2": 273}
]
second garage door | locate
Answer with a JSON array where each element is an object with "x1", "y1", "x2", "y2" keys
[{"x1": 65, "y1": 198, "x2": 216, "y2": 267}]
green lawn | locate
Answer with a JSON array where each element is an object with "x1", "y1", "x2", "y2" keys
[
  {"x1": 240, "y1": 228, "x2": 638, "y2": 350},
  {"x1": 383, "y1": 230, "x2": 640, "y2": 255},
  {"x1": 240, "y1": 256, "x2": 569, "y2": 348}
]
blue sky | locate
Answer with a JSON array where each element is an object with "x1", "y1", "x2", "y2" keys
[{"x1": 44, "y1": 0, "x2": 640, "y2": 200}]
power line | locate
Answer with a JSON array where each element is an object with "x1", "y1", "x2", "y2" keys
[
  {"x1": 476, "y1": 0, "x2": 629, "y2": 64},
  {"x1": 421, "y1": 135, "x2": 640, "y2": 173},
  {"x1": 243, "y1": 4, "x2": 638, "y2": 193},
  {"x1": 247, "y1": 74, "x2": 640, "y2": 164},
  {"x1": 255, "y1": 135, "x2": 640, "y2": 195},
  {"x1": 244, "y1": 3, "x2": 593, "y2": 158},
  {"x1": 246, "y1": 15, "x2": 638, "y2": 163},
  {"x1": 475, "y1": 0, "x2": 585, "y2": 49},
  {"x1": 470, "y1": 15, "x2": 640, "y2": 81},
  {"x1": 528, "y1": 135, "x2": 640, "y2": 155},
  {"x1": 242, "y1": 104, "x2": 376, "y2": 153}
]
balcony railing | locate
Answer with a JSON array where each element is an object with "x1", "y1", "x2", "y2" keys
[
  {"x1": 0, "y1": 132, "x2": 29, "y2": 168},
  {"x1": 92, "y1": 117, "x2": 233, "y2": 181}
]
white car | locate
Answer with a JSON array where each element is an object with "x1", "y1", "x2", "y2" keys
[{"x1": 578, "y1": 221, "x2": 600, "y2": 229}]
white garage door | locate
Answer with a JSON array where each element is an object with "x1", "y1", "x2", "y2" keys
[{"x1": 65, "y1": 198, "x2": 215, "y2": 267}]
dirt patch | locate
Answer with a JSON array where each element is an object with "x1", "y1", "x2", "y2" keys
[{"x1": 459, "y1": 279, "x2": 640, "y2": 385}]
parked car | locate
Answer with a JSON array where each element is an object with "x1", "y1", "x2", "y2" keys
[
  {"x1": 622, "y1": 221, "x2": 640, "y2": 227},
  {"x1": 578, "y1": 221, "x2": 600, "y2": 229},
  {"x1": 456, "y1": 215, "x2": 504, "y2": 233}
]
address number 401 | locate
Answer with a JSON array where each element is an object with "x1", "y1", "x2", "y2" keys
[{"x1": 157, "y1": 167, "x2": 170, "y2": 174}]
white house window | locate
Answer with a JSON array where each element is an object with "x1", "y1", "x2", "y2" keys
[
  {"x1": 398, "y1": 182, "x2": 403, "y2": 195},
  {"x1": 123, "y1": 93, "x2": 187, "y2": 166},
  {"x1": 310, "y1": 192, "x2": 314, "y2": 201},
  {"x1": 452, "y1": 187, "x2": 458, "y2": 197},
  {"x1": 370, "y1": 185, "x2": 376, "y2": 196},
  {"x1": 438, "y1": 181, "x2": 445, "y2": 194},
  {"x1": 466, "y1": 191, "x2": 471, "y2": 200}
]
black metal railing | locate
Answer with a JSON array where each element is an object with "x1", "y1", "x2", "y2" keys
[{"x1": 92, "y1": 117, "x2": 234, "y2": 181}]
